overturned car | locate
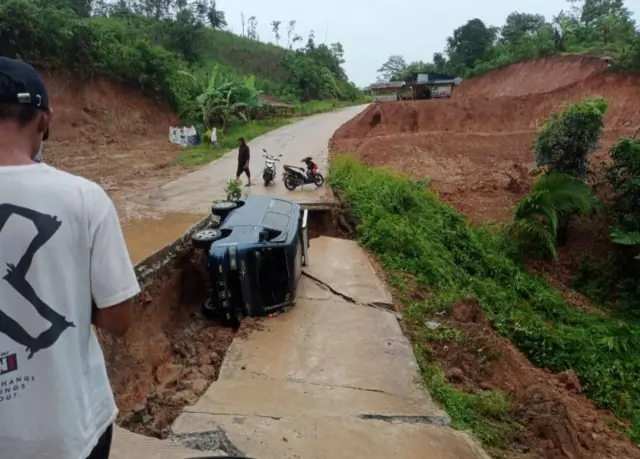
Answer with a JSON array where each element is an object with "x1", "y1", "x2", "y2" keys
[{"x1": 191, "y1": 196, "x2": 310, "y2": 328}]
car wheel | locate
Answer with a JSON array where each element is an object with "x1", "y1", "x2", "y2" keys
[
  {"x1": 211, "y1": 200, "x2": 239, "y2": 218},
  {"x1": 313, "y1": 173, "x2": 325, "y2": 187},
  {"x1": 225, "y1": 309, "x2": 243, "y2": 329},
  {"x1": 191, "y1": 228, "x2": 223, "y2": 249},
  {"x1": 284, "y1": 175, "x2": 297, "y2": 191},
  {"x1": 201, "y1": 298, "x2": 217, "y2": 319}
]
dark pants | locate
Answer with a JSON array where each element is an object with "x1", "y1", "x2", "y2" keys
[
  {"x1": 87, "y1": 425, "x2": 113, "y2": 459},
  {"x1": 236, "y1": 162, "x2": 250, "y2": 180}
]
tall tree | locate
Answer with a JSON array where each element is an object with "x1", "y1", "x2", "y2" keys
[
  {"x1": 271, "y1": 20, "x2": 281, "y2": 45},
  {"x1": 247, "y1": 16, "x2": 258, "y2": 39},
  {"x1": 287, "y1": 20, "x2": 296, "y2": 49},
  {"x1": 581, "y1": 0, "x2": 630, "y2": 25},
  {"x1": 446, "y1": 18, "x2": 497, "y2": 69},
  {"x1": 377, "y1": 55, "x2": 407, "y2": 81},
  {"x1": 500, "y1": 12, "x2": 547, "y2": 44},
  {"x1": 433, "y1": 52, "x2": 446, "y2": 72}
]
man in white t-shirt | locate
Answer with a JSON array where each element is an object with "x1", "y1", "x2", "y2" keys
[{"x1": 0, "y1": 58, "x2": 140, "y2": 459}]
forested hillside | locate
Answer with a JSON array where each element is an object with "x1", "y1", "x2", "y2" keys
[
  {"x1": 376, "y1": 0, "x2": 640, "y2": 81},
  {"x1": 0, "y1": 0, "x2": 360, "y2": 115}
]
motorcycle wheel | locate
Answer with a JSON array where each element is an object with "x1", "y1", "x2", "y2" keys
[
  {"x1": 313, "y1": 173, "x2": 325, "y2": 187},
  {"x1": 284, "y1": 175, "x2": 298, "y2": 190}
]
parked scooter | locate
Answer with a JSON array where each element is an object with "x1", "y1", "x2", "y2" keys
[
  {"x1": 282, "y1": 156, "x2": 325, "y2": 191},
  {"x1": 261, "y1": 149, "x2": 282, "y2": 186}
]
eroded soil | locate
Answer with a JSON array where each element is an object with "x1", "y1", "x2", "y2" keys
[
  {"x1": 97, "y1": 251, "x2": 261, "y2": 439},
  {"x1": 330, "y1": 55, "x2": 640, "y2": 223},
  {"x1": 41, "y1": 70, "x2": 188, "y2": 222},
  {"x1": 419, "y1": 298, "x2": 640, "y2": 459}
]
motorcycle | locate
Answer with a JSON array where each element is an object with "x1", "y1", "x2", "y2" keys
[
  {"x1": 261, "y1": 149, "x2": 282, "y2": 186},
  {"x1": 282, "y1": 156, "x2": 325, "y2": 191}
]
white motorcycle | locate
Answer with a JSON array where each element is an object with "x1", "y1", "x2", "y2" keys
[{"x1": 261, "y1": 149, "x2": 282, "y2": 186}]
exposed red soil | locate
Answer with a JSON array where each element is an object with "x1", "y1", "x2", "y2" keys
[
  {"x1": 424, "y1": 297, "x2": 640, "y2": 459},
  {"x1": 330, "y1": 56, "x2": 640, "y2": 223},
  {"x1": 455, "y1": 55, "x2": 611, "y2": 98},
  {"x1": 98, "y1": 251, "x2": 241, "y2": 439},
  {"x1": 40, "y1": 70, "x2": 186, "y2": 221}
]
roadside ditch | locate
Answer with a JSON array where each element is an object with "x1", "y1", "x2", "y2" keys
[{"x1": 99, "y1": 208, "x2": 346, "y2": 439}]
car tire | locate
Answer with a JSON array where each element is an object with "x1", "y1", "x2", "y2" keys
[
  {"x1": 191, "y1": 228, "x2": 223, "y2": 250},
  {"x1": 313, "y1": 173, "x2": 325, "y2": 187},
  {"x1": 201, "y1": 298, "x2": 217, "y2": 319},
  {"x1": 211, "y1": 200, "x2": 239, "y2": 218},
  {"x1": 284, "y1": 175, "x2": 297, "y2": 191}
]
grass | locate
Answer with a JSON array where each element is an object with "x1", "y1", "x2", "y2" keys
[
  {"x1": 328, "y1": 155, "x2": 640, "y2": 444},
  {"x1": 295, "y1": 97, "x2": 371, "y2": 116},
  {"x1": 177, "y1": 118, "x2": 291, "y2": 166}
]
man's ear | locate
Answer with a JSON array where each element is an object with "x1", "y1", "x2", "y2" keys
[{"x1": 38, "y1": 108, "x2": 53, "y2": 139}]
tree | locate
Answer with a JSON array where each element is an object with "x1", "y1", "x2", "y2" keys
[
  {"x1": 377, "y1": 55, "x2": 407, "y2": 81},
  {"x1": 581, "y1": 0, "x2": 630, "y2": 25},
  {"x1": 501, "y1": 12, "x2": 547, "y2": 44},
  {"x1": 247, "y1": 16, "x2": 257, "y2": 40},
  {"x1": 534, "y1": 96, "x2": 608, "y2": 180},
  {"x1": 206, "y1": 0, "x2": 226, "y2": 29},
  {"x1": 508, "y1": 173, "x2": 599, "y2": 258},
  {"x1": 446, "y1": 18, "x2": 497, "y2": 69},
  {"x1": 271, "y1": 20, "x2": 281, "y2": 45},
  {"x1": 433, "y1": 52, "x2": 446, "y2": 72},
  {"x1": 287, "y1": 20, "x2": 296, "y2": 48},
  {"x1": 178, "y1": 64, "x2": 262, "y2": 131}
]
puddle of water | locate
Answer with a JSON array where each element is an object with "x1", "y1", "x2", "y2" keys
[{"x1": 123, "y1": 212, "x2": 207, "y2": 264}]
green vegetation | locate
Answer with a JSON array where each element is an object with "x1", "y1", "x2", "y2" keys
[
  {"x1": 295, "y1": 98, "x2": 370, "y2": 116},
  {"x1": 329, "y1": 155, "x2": 640, "y2": 444},
  {"x1": 0, "y1": 0, "x2": 361, "y2": 126},
  {"x1": 507, "y1": 173, "x2": 599, "y2": 259},
  {"x1": 376, "y1": 0, "x2": 640, "y2": 80},
  {"x1": 177, "y1": 118, "x2": 290, "y2": 166}
]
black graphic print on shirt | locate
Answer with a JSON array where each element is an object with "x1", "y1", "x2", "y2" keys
[{"x1": 0, "y1": 204, "x2": 75, "y2": 359}]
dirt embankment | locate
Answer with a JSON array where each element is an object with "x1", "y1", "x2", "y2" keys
[
  {"x1": 330, "y1": 56, "x2": 640, "y2": 223},
  {"x1": 41, "y1": 70, "x2": 186, "y2": 221},
  {"x1": 425, "y1": 298, "x2": 640, "y2": 459},
  {"x1": 455, "y1": 55, "x2": 611, "y2": 98}
]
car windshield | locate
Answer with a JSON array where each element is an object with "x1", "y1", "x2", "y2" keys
[{"x1": 252, "y1": 247, "x2": 289, "y2": 306}]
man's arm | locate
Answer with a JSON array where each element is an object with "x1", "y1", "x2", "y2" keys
[{"x1": 89, "y1": 190, "x2": 140, "y2": 337}]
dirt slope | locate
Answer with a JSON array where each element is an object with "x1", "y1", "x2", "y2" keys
[
  {"x1": 330, "y1": 56, "x2": 640, "y2": 223},
  {"x1": 42, "y1": 70, "x2": 185, "y2": 221},
  {"x1": 455, "y1": 55, "x2": 610, "y2": 98}
]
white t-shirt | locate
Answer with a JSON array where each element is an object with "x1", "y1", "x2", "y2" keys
[{"x1": 0, "y1": 163, "x2": 140, "y2": 459}]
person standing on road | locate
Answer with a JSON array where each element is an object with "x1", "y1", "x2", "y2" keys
[
  {"x1": 0, "y1": 57, "x2": 140, "y2": 459},
  {"x1": 236, "y1": 136, "x2": 251, "y2": 186}
]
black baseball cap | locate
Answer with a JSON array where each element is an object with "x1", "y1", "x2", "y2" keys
[
  {"x1": 0, "y1": 57, "x2": 50, "y2": 139},
  {"x1": 0, "y1": 57, "x2": 50, "y2": 110}
]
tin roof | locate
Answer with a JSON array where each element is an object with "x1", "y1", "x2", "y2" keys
[{"x1": 367, "y1": 81, "x2": 406, "y2": 91}]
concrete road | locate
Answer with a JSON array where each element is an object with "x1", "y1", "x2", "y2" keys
[
  {"x1": 168, "y1": 237, "x2": 490, "y2": 459},
  {"x1": 146, "y1": 105, "x2": 368, "y2": 214}
]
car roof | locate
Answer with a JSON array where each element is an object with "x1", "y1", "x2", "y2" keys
[{"x1": 222, "y1": 196, "x2": 298, "y2": 231}]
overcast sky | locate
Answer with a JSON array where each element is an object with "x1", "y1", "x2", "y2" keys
[{"x1": 216, "y1": 0, "x2": 640, "y2": 88}]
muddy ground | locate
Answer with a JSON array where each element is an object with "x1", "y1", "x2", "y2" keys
[
  {"x1": 98, "y1": 250, "x2": 239, "y2": 439},
  {"x1": 41, "y1": 70, "x2": 188, "y2": 222},
  {"x1": 418, "y1": 298, "x2": 640, "y2": 459}
]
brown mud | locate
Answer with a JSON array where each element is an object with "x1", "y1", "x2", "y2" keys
[{"x1": 420, "y1": 298, "x2": 640, "y2": 459}]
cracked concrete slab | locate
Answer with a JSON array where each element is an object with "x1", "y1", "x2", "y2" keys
[
  {"x1": 171, "y1": 238, "x2": 489, "y2": 459},
  {"x1": 303, "y1": 236, "x2": 393, "y2": 308},
  {"x1": 111, "y1": 426, "x2": 223, "y2": 459},
  {"x1": 173, "y1": 413, "x2": 490, "y2": 459}
]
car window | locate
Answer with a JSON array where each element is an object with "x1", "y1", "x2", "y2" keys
[
  {"x1": 270, "y1": 200, "x2": 294, "y2": 214},
  {"x1": 263, "y1": 211, "x2": 289, "y2": 229}
]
